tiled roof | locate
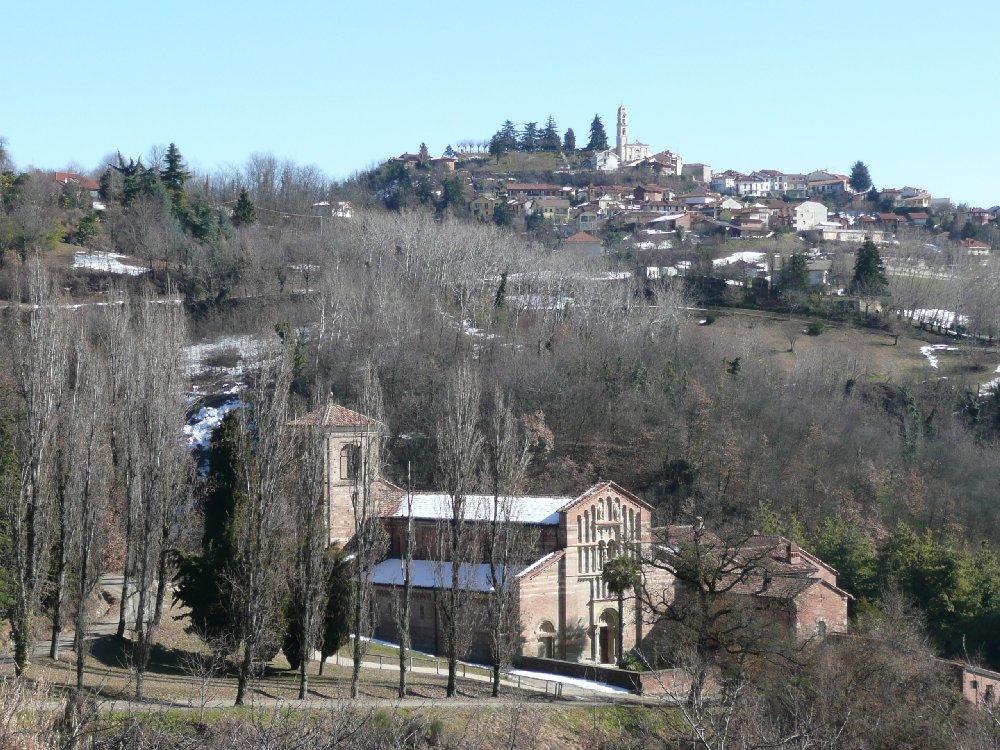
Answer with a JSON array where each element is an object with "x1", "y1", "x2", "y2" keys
[
  {"x1": 565, "y1": 231, "x2": 601, "y2": 243},
  {"x1": 289, "y1": 402, "x2": 384, "y2": 429}
]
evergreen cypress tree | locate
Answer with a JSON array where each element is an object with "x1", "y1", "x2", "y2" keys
[
  {"x1": 850, "y1": 237, "x2": 888, "y2": 295},
  {"x1": 317, "y1": 547, "x2": 351, "y2": 673},
  {"x1": 232, "y1": 189, "x2": 256, "y2": 227},
  {"x1": 563, "y1": 128, "x2": 576, "y2": 152},
  {"x1": 173, "y1": 412, "x2": 242, "y2": 644},
  {"x1": 587, "y1": 114, "x2": 608, "y2": 151},
  {"x1": 849, "y1": 160, "x2": 872, "y2": 192},
  {"x1": 541, "y1": 116, "x2": 560, "y2": 151}
]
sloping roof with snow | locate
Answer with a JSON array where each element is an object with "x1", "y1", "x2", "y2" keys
[
  {"x1": 395, "y1": 493, "x2": 573, "y2": 525},
  {"x1": 289, "y1": 403, "x2": 384, "y2": 429},
  {"x1": 371, "y1": 559, "x2": 504, "y2": 591},
  {"x1": 372, "y1": 551, "x2": 562, "y2": 592}
]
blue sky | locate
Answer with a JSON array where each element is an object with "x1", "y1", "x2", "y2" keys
[{"x1": 3, "y1": 1, "x2": 999, "y2": 206}]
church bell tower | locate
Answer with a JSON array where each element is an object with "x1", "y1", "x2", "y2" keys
[{"x1": 616, "y1": 105, "x2": 628, "y2": 160}]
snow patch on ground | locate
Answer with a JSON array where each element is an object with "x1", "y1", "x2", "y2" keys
[
  {"x1": 185, "y1": 335, "x2": 267, "y2": 377},
  {"x1": 713, "y1": 251, "x2": 765, "y2": 267},
  {"x1": 73, "y1": 251, "x2": 149, "y2": 276},
  {"x1": 919, "y1": 344, "x2": 957, "y2": 369},
  {"x1": 980, "y1": 365, "x2": 1000, "y2": 396},
  {"x1": 184, "y1": 399, "x2": 240, "y2": 449},
  {"x1": 904, "y1": 309, "x2": 970, "y2": 329},
  {"x1": 508, "y1": 669, "x2": 630, "y2": 694}
]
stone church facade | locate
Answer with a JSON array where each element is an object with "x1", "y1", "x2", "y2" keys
[{"x1": 294, "y1": 403, "x2": 850, "y2": 665}]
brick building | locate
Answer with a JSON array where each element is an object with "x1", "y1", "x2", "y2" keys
[{"x1": 296, "y1": 403, "x2": 851, "y2": 665}]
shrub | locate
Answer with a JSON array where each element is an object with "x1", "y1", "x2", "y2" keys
[{"x1": 805, "y1": 322, "x2": 825, "y2": 336}]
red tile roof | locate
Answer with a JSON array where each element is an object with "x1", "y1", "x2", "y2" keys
[
  {"x1": 290, "y1": 402, "x2": 384, "y2": 429},
  {"x1": 564, "y1": 230, "x2": 601, "y2": 243}
]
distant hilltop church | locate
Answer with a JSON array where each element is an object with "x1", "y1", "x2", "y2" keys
[
  {"x1": 590, "y1": 105, "x2": 681, "y2": 175},
  {"x1": 614, "y1": 105, "x2": 650, "y2": 163}
]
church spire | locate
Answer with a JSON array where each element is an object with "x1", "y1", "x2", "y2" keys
[{"x1": 616, "y1": 104, "x2": 628, "y2": 160}]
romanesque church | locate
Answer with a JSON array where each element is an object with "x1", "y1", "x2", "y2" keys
[{"x1": 294, "y1": 402, "x2": 851, "y2": 666}]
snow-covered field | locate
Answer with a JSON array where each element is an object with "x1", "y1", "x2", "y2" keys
[
  {"x1": 713, "y1": 251, "x2": 765, "y2": 267},
  {"x1": 73, "y1": 251, "x2": 149, "y2": 276},
  {"x1": 185, "y1": 335, "x2": 268, "y2": 377}
]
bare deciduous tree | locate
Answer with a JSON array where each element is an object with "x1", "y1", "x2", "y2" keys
[
  {"x1": 229, "y1": 340, "x2": 296, "y2": 706},
  {"x1": 435, "y1": 363, "x2": 484, "y2": 697},
  {"x1": 348, "y1": 363, "x2": 389, "y2": 699},
  {"x1": 2, "y1": 261, "x2": 68, "y2": 676},
  {"x1": 483, "y1": 387, "x2": 533, "y2": 696},
  {"x1": 287, "y1": 419, "x2": 329, "y2": 700}
]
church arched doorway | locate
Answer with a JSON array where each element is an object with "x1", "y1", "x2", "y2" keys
[
  {"x1": 536, "y1": 620, "x2": 556, "y2": 658},
  {"x1": 597, "y1": 609, "x2": 618, "y2": 664}
]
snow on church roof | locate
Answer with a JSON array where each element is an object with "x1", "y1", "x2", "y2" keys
[
  {"x1": 371, "y1": 559, "x2": 506, "y2": 592},
  {"x1": 371, "y1": 551, "x2": 561, "y2": 592},
  {"x1": 396, "y1": 493, "x2": 573, "y2": 526}
]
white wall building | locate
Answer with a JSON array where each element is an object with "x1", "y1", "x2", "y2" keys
[{"x1": 793, "y1": 201, "x2": 829, "y2": 231}]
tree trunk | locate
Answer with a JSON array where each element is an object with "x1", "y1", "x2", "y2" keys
[
  {"x1": 153, "y1": 541, "x2": 169, "y2": 627},
  {"x1": 617, "y1": 591, "x2": 624, "y2": 667},
  {"x1": 298, "y1": 652, "x2": 308, "y2": 700},
  {"x1": 235, "y1": 640, "x2": 252, "y2": 706},
  {"x1": 318, "y1": 656, "x2": 325, "y2": 676},
  {"x1": 11, "y1": 611, "x2": 31, "y2": 677},
  {"x1": 492, "y1": 661, "x2": 501, "y2": 698},
  {"x1": 351, "y1": 627, "x2": 362, "y2": 699}
]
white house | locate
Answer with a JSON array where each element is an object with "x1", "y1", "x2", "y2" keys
[
  {"x1": 736, "y1": 173, "x2": 772, "y2": 197},
  {"x1": 711, "y1": 171, "x2": 742, "y2": 195},
  {"x1": 793, "y1": 201, "x2": 829, "y2": 231},
  {"x1": 590, "y1": 149, "x2": 621, "y2": 172}
]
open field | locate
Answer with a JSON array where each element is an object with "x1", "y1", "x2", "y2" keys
[{"x1": 691, "y1": 308, "x2": 1000, "y2": 390}]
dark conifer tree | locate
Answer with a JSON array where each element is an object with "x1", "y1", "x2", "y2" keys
[
  {"x1": 849, "y1": 160, "x2": 872, "y2": 192},
  {"x1": 563, "y1": 128, "x2": 576, "y2": 152},
  {"x1": 850, "y1": 237, "x2": 888, "y2": 295},
  {"x1": 161, "y1": 143, "x2": 190, "y2": 193},
  {"x1": 232, "y1": 188, "x2": 256, "y2": 227},
  {"x1": 541, "y1": 116, "x2": 560, "y2": 151},
  {"x1": 173, "y1": 413, "x2": 241, "y2": 644},
  {"x1": 587, "y1": 114, "x2": 609, "y2": 151},
  {"x1": 520, "y1": 122, "x2": 539, "y2": 152}
]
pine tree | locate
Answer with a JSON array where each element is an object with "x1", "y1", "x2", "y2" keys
[
  {"x1": 563, "y1": 128, "x2": 576, "y2": 152},
  {"x1": 488, "y1": 121, "x2": 518, "y2": 161},
  {"x1": 520, "y1": 122, "x2": 539, "y2": 152},
  {"x1": 540, "y1": 116, "x2": 560, "y2": 151},
  {"x1": 232, "y1": 189, "x2": 256, "y2": 227},
  {"x1": 161, "y1": 143, "x2": 190, "y2": 193},
  {"x1": 780, "y1": 252, "x2": 810, "y2": 290},
  {"x1": 418, "y1": 143, "x2": 429, "y2": 163},
  {"x1": 587, "y1": 114, "x2": 608, "y2": 151},
  {"x1": 849, "y1": 160, "x2": 872, "y2": 192},
  {"x1": 850, "y1": 237, "x2": 888, "y2": 295}
]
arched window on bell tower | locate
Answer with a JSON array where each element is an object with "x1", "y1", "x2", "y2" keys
[{"x1": 340, "y1": 443, "x2": 361, "y2": 480}]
